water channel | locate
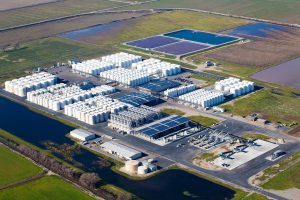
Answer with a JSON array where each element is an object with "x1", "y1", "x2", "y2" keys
[{"x1": 0, "y1": 96, "x2": 235, "y2": 200}]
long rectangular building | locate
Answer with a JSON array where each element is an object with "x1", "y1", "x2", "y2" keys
[{"x1": 100, "y1": 141, "x2": 142, "y2": 160}]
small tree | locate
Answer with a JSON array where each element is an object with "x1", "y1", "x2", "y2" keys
[{"x1": 79, "y1": 173, "x2": 101, "y2": 189}]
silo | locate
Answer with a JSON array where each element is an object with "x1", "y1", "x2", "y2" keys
[{"x1": 125, "y1": 160, "x2": 139, "y2": 173}]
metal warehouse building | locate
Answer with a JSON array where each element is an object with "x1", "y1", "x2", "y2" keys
[
  {"x1": 100, "y1": 141, "x2": 142, "y2": 160},
  {"x1": 70, "y1": 129, "x2": 96, "y2": 141}
]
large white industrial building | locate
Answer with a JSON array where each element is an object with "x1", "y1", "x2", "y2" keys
[
  {"x1": 178, "y1": 89, "x2": 224, "y2": 108},
  {"x1": 101, "y1": 52, "x2": 142, "y2": 68},
  {"x1": 5, "y1": 72, "x2": 57, "y2": 97},
  {"x1": 164, "y1": 84, "x2": 196, "y2": 97},
  {"x1": 100, "y1": 68, "x2": 150, "y2": 86},
  {"x1": 72, "y1": 60, "x2": 114, "y2": 76},
  {"x1": 215, "y1": 77, "x2": 254, "y2": 97},
  {"x1": 26, "y1": 84, "x2": 116, "y2": 111},
  {"x1": 64, "y1": 95, "x2": 127, "y2": 125},
  {"x1": 100, "y1": 141, "x2": 142, "y2": 160},
  {"x1": 70, "y1": 129, "x2": 96, "y2": 141},
  {"x1": 131, "y1": 58, "x2": 181, "y2": 77}
]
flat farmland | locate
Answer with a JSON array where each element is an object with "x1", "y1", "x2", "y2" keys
[
  {"x1": 0, "y1": 0, "x2": 59, "y2": 11},
  {"x1": 125, "y1": 0, "x2": 300, "y2": 24},
  {"x1": 60, "y1": 11, "x2": 248, "y2": 46},
  {"x1": 251, "y1": 57, "x2": 300, "y2": 90},
  {"x1": 192, "y1": 29, "x2": 300, "y2": 68},
  {"x1": 0, "y1": 37, "x2": 106, "y2": 83},
  {"x1": 0, "y1": 176, "x2": 94, "y2": 200},
  {"x1": 0, "y1": 144, "x2": 42, "y2": 187},
  {"x1": 0, "y1": 0, "x2": 124, "y2": 29},
  {"x1": 0, "y1": 11, "x2": 151, "y2": 47}
]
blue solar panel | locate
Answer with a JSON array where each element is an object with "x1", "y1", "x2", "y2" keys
[
  {"x1": 142, "y1": 129, "x2": 158, "y2": 136},
  {"x1": 140, "y1": 80, "x2": 181, "y2": 92},
  {"x1": 164, "y1": 121, "x2": 179, "y2": 127},
  {"x1": 118, "y1": 92, "x2": 157, "y2": 106},
  {"x1": 152, "y1": 125, "x2": 169, "y2": 131},
  {"x1": 171, "y1": 116, "x2": 190, "y2": 124}
]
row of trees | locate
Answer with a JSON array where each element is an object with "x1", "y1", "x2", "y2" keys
[{"x1": 0, "y1": 135, "x2": 117, "y2": 199}]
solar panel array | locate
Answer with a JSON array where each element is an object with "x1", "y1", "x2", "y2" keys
[
  {"x1": 118, "y1": 92, "x2": 157, "y2": 107},
  {"x1": 138, "y1": 115, "x2": 189, "y2": 138},
  {"x1": 126, "y1": 29, "x2": 242, "y2": 56},
  {"x1": 139, "y1": 80, "x2": 181, "y2": 92}
]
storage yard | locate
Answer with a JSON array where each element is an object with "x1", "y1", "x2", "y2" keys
[{"x1": 3, "y1": 52, "x2": 259, "y2": 135}]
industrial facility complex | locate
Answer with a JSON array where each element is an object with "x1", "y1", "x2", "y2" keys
[
  {"x1": 2, "y1": 2, "x2": 300, "y2": 199},
  {"x1": 1, "y1": 49, "x2": 294, "y2": 200}
]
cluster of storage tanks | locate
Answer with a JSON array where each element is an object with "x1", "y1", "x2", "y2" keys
[
  {"x1": 5, "y1": 72, "x2": 57, "y2": 97},
  {"x1": 64, "y1": 95, "x2": 127, "y2": 125},
  {"x1": 215, "y1": 77, "x2": 255, "y2": 97},
  {"x1": 27, "y1": 84, "x2": 92, "y2": 111},
  {"x1": 101, "y1": 52, "x2": 142, "y2": 68},
  {"x1": 131, "y1": 58, "x2": 181, "y2": 77},
  {"x1": 178, "y1": 89, "x2": 224, "y2": 108},
  {"x1": 100, "y1": 68, "x2": 150, "y2": 86},
  {"x1": 125, "y1": 159, "x2": 157, "y2": 175},
  {"x1": 27, "y1": 84, "x2": 116, "y2": 111},
  {"x1": 89, "y1": 85, "x2": 116, "y2": 95},
  {"x1": 71, "y1": 59, "x2": 114, "y2": 76},
  {"x1": 164, "y1": 84, "x2": 196, "y2": 97}
]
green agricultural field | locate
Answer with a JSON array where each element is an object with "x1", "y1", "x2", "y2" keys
[
  {"x1": 187, "y1": 115, "x2": 219, "y2": 127},
  {"x1": 109, "y1": 11, "x2": 248, "y2": 45},
  {"x1": 222, "y1": 88, "x2": 300, "y2": 125},
  {"x1": 0, "y1": 0, "x2": 123, "y2": 29},
  {"x1": 0, "y1": 145, "x2": 42, "y2": 186},
  {"x1": 0, "y1": 176, "x2": 94, "y2": 200},
  {"x1": 126, "y1": 0, "x2": 300, "y2": 24},
  {"x1": 0, "y1": 37, "x2": 106, "y2": 83}
]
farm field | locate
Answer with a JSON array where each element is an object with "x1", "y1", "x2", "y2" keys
[
  {"x1": 0, "y1": 145, "x2": 42, "y2": 186},
  {"x1": 59, "y1": 11, "x2": 248, "y2": 47},
  {"x1": 0, "y1": 37, "x2": 106, "y2": 83},
  {"x1": 190, "y1": 29, "x2": 300, "y2": 69},
  {"x1": 0, "y1": 0, "x2": 124, "y2": 29},
  {"x1": 251, "y1": 57, "x2": 300, "y2": 90},
  {"x1": 0, "y1": 176, "x2": 94, "y2": 200},
  {"x1": 221, "y1": 88, "x2": 300, "y2": 125},
  {"x1": 0, "y1": 0, "x2": 58, "y2": 11},
  {"x1": 0, "y1": 11, "x2": 151, "y2": 48},
  {"x1": 124, "y1": 0, "x2": 300, "y2": 24}
]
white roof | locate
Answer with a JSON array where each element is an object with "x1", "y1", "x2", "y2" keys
[
  {"x1": 70, "y1": 129, "x2": 95, "y2": 138},
  {"x1": 100, "y1": 141, "x2": 141, "y2": 159}
]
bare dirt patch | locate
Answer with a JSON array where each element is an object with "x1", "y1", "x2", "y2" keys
[{"x1": 198, "y1": 29, "x2": 300, "y2": 68}]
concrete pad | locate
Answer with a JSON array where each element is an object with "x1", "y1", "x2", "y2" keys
[{"x1": 214, "y1": 139, "x2": 278, "y2": 170}]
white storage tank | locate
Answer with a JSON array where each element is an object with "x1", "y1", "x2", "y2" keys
[{"x1": 137, "y1": 166, "x2": 148, "y2": 175}]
